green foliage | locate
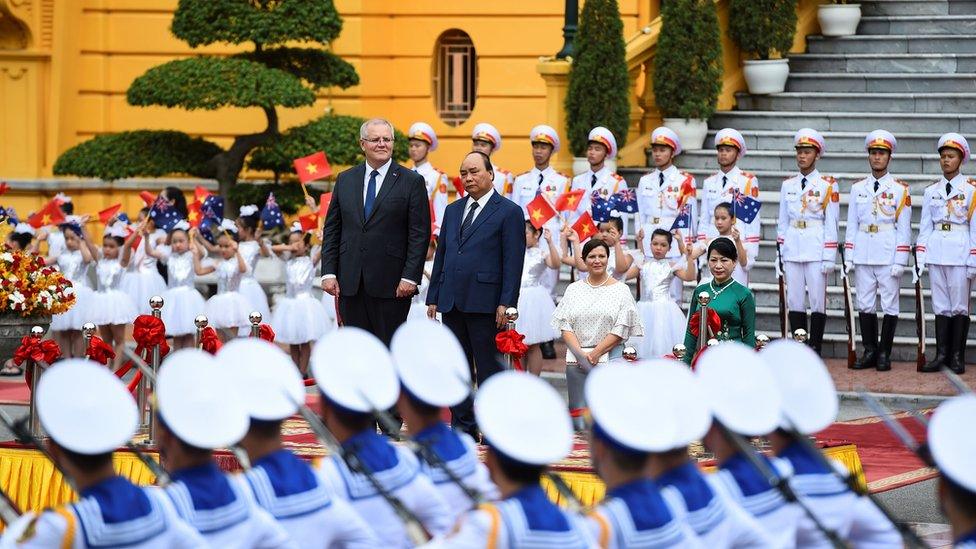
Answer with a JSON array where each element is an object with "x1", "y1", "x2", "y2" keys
[
  {"x1": 172, "y1": 0, "x2": 343, "y2": 48},
  {"x1": 729, "y1": 0, "x2": 798, "y2": 60},
  {"x1": 249, "y1": 115, "x2": 409, "y2": 175},
  {"x1": 236, "y1": 47, "x2": 359, "y2": 90},
  {"x1": 564, "y1": 0, "x2": 631, "y2": 157},
  {"x1": 127, "y1": 58, "x2": 315, "y2": 110},
  {"x1": 653, "y1": 0, "x2": 722, "y2": 120},
  {"x1": 53, "y1": 131, "x2": 222, "y2": 180},
  {"x1": 228, "y1": 182, "x2": 320, "y2": 216}
]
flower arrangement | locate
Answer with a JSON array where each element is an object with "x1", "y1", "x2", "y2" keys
[{"x1": 0, "y1": 251, "x2": 75, "y2": 316}]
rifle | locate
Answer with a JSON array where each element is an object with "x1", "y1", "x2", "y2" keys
[
  {"x1": 911, "y1": 246, "x2": 927, "y2": 371},
  {"x1": 776, "y1": 242, "x2": 789, "y2": 338},
  {"x1": 837, "y1": 247, "x2": 857, "y2": 367},
  {"x1": 856, "y1": 390, "x2": 932, "y2": 467}
]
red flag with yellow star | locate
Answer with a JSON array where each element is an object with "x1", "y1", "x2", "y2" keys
[
  {"x1": 98, "y1": 203, "x2": 122, "y2": 225},
  {"x1": 554, "y1": 189, "x2": 585, "y2": 212},
  {"x1": 298, "y1": 213, "x2": 318, "y2": 232},
  {"x1": 27, "y1": 198, "x2": 66, "y2": 229},
  {"x1": 293, "y1": 151, "x2": 332, "y2": 184},
  {"x1": 526, "y1": 194, "x2": 556, "y2": 230},
  {"x1": 187, "y1": 200, "x2": 202, "y2": 228},
  {"x1": 572, "y1": 211, "x2": 598, "y2": 242}
]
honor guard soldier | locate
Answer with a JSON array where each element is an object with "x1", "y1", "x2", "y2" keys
[
  {"x1": 777, "y1": 128, "x2": 840, "y2": 355},
  {"x1": 409, "y1": 122, "x2": 450, "y2": 235},
  {"x1": 584, "y1": 363, "x2": 703, "y2": 548},
  {"x1": 928, "y1": 395, "x2": 976, "y2": 547},
  {"x1": 218, "y1": 339, "x2": 380, "y2": 548},
  {"x1": 0, "y1": 360, "x2": 206, "y2": 548},
  {"x1": 761, "y1": 340, "x2": 900, "y2": 547},
  {"x1": 917, "y1": 133, "x2": 976, "y2": 375},
  {"x1": 846, "y1": 130, "x2": 912, "y2": 372},
  {"x1": 698, "y1": 128, "x2": 761, "y2": 262},
  {"x1": 391, "y1": 320, "x2": 499, "y2": 525},
  {"x1": 311, "y1": 328, "x2": 453, "y2": 546},
  {"x1": 471, "y1": 123, "x2": 514, "y2": 199},
  {"x1": 570, "y1": 127, "x2": 627, "y2": 227},
  {"x1": 424, "y1": 371, "x2": 596, "y2": 548},
  {"x1": 155, "y1": 350, "x2": 293, "y2": 548},
  {"x1": 637, "y1": 127, "x2": 697, "y2": 302}
]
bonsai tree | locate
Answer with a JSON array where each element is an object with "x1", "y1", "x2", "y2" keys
[
  {"x1": 653, "y1": 0, "x2": 722, "y2": 120},
  {"x1": 52, "y1": 0, "x2": 367, "y2": 212},
  {"x1": 729, "y1": 0, "x2": 798, "y2": 60},
  {"x1": 564, "y1": 0, "x2": 630, "y2": 157}
]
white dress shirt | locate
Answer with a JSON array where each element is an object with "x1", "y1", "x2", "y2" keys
[
  {"x1": 462, "y1": 188, "x2": 495, "y2": 225},
  {"x1": 363, "y1": 158, "x2": 393, "y2": 203}
]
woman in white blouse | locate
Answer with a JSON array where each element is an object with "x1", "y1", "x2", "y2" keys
[{"x1": 552, "y1": 238, "x2": 643, "y2": 430}]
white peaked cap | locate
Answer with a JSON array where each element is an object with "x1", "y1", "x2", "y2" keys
[
  {"x1": 696, "y1": 342, "x2": 783, "y2": 436},
  {"x1": 794, "y1": 128, "x2": 826, "y2": 156},
  {"x1": 38, "y1": 359, "x2": 138, "y2": 455},
  {"x1": 157, "y1": 349, "x2": 249, "y2": 449},
  {"x1": 929, "y1": 394, "x2": 976, "y2": 493},
  {"x1": 472, "y1": 123, "x2": 502, "y2": 151},
  {"x1": 391, "y1": 319, "x2": 471, "y2": 408},
  {"x1": 529, "y1": 124, "x2": 561, "y2": 154},
  {"x1": 651, "y1": 127, "x2": 682, "y2": 156},
  {"x1": 587, "y1": 126, "x2": 618, "y2": 159},
  {"x1": 311, "y1": 327, "x2": 399, "y2": 413},
  {"x1": 408, "y1": 122, "x2": 439, "y2": 152},
  {"x1": 475, "y1": 371, "x2": 572, "y2": 465},
  {"x1": 938, "y1": 132, "x2": 970, "y2": 163},
  {"x1": 714, "y1": 128, "x2": 747, "y2": 158},
  {"x1": 759, "y1": 339, "x2": 838, "y2": 434},
  {"x1": 641, "y1": 359, "x2": 712, "y2": 448},
  {"x1": 217, "y1": 338, "x2": 304, "y2": 421},
  {"x1": 864, "y1": 129, "x2": 897, "y2": 153},
  {"x1": 585, "y1": 362, "x2": 677, "y2": 453}
]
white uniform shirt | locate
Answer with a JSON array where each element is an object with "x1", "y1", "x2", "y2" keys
[
  {"x1": 917, "y1": 173, "x2": 976, "y2": 268},
  {"x1": 491, "y1": 166, "x2": 515, "y2": 200},
  {"x1": 636, "y1": 165, "x2": 698, "y2": 258},
  {"x1": 513, "y1": 166, "x2": 570, "y2": 232},
  {"x1": 844, "y1": 173, "x2": 912, "y2": 266},
  {"x1": 697, "y1": 166, "x2": 761, "y2": 247},
  {"x1": 776, "y1": 169, "x2": 841, "y2": 264},
  {"x1": 570, "y1": 165, "x2": 626, "y2": 226},
  {"x1": 415, "y1": 161, "x2": 450, "y2": 236},
  {"x1": 584, "y1": 478, "x2": 702, "y2": 549}
]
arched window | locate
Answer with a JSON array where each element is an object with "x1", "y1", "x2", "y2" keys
[{"x1": 433, "y1": 29, "x2": 477, "y2": 127}]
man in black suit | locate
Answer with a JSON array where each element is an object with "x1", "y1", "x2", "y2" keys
[
  {"x1": 321, "y1": 118, "x2": 431, "y2": 346},
  {"x1": 427, "y1": 151, "x2": 525, "y2": 438}
]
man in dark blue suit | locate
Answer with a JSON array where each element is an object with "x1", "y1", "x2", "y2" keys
[{"x1": 427, "y1": 151, "x2": 526, "y2": 438}]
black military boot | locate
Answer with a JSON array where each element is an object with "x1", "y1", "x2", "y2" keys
[
  {"x1": 920, "y1": 315, "x2": 951, "y2": 373},
  {"x1": 540, "y1": 340, "x2": 556, "y2": 360},
  {"x1": 788, "y1": 311, "x2": 808, "y2": 338},
  {"x1": 851, "y1": 313, "x2": 878, "y2": 370},
  {"x1": 809, "y1": 312, "x2": 827, "y2": 356},
  {"x1": 948, "y1": 315, "x2": 968, "y2": 374},
  {"x1": 960, "y1": 316, "x2": 971, "y2": 371},
  {"x1": 876, "y1": 315, "x2": 898, "y2": 372}
]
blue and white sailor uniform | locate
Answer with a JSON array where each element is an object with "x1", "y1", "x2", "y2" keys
[
  {"x1": 956, "y1": 529, "x2": 976, "y2": 548},
  {"x1": 164, "y1": 462, "x2": 293, "y2": 548},
  {"x1": 585, "y1": 478, "x2": 702, "y2": 548},
  {"x1": 711, "y1": 453, "x2": 802, "y2": 549},
  {"x1": 236, "y1": 448, "x2": 380, "y2": 548},
  {"x1": 0, "y1": 475, "x2": 205, "y2": 548},
  {"x1": 317, "y1": 428, "x2": 453, "y2": 548}
]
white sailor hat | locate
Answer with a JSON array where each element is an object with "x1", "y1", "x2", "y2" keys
[
  {"x1": 311, "y1": 327, "x2": 399, "y2": 413},
  {"x1": 642, "y1": 359, "x2": 712, "y2": 448},
  {"x1": 391, "y1": 319, "x2": 471, "y2": 408},
  {"x1": 217, "y1": 338, "x2": 304, "y2": 421},
  {"x1": 475, "y1": 371, "x2": 572, "y2": 466},
  {"x1": 759, "y1": 339, "x2": 838, "y2": 434},
  {"x1": 157, "y1": 349, "x2": 249, "y2": 449},
  {"x1": 408, "y1": 122, "x2": 439, "y2": 152},
  {"x1": 472, "y1": 123, "x2": 502, "y2": 151},
  {"x1": 929, "y1": 394, "x2": 976, "y2": 493},
  {"x1": 938, "y1": 132, "x2": 970, "y2": 163},
  {"x1": 587, "y1": 126, "x2": 618, "y2": 159},
  {"x1": 37, "y1": 359, "x2": 138, "y2": 455},
  {"x1": 794, "y1": 128, "x2": 826, "y2": 156},
  {"x1": 864, "y1": 129, "x2": 897, "y2": 153},
  {"x1": 650, "y1": 127, "x2": 682, "y2": 156},
  {"x1": 696, "y1": 342, "x2": 782, "y2": 436},
  {"x1": 714, "y1": 128, "x2": 747, "y2": 158},
  {"x1": 529, "y1": 124, "x2": 561, "y2": 153},
  {"x1": 585, "y1": 363, "x2": 677, "y2": 453}
]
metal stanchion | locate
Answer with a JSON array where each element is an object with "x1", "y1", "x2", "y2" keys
[
  {"x1": 82, "y1": 323, "x2": 96, "y2": 360},
  {"x1": 622, "y1": 346, "x2": 638, "y2": 362},
  {"x1": 707, "y1": 338, "x2": 720, "y2": 347},
  {"x1": 249, "y1": 311, "x2": 262, "y2": 338},
  {"x1": 697, "y1": 291, "x2": 711, "y2": 353},
  {"x1": 671, "y1": 343, "x2": 687, "y2": 361},
  {"x1": 755, "y1": 333, "x2": 770, "y2": 351},
  {"x1": 144, "y1": 296, "x2": 164, "y2": 443},
  {"x1": 504, "y1": 307, "x2": 518, "y2": 370},
  {"x1": 194, "y1": 315, "x2": 208, "y2": 349},
  {"x1": 792, "y1": 328, "x2": 809, "y2": 344},
  {"x1": 27, "y1": 326, "x2": 47, "y2": 438}
]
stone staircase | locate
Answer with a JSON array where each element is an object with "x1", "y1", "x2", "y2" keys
[{"x1": 620, "y1": 0, "x2": 976, "y2": 360}]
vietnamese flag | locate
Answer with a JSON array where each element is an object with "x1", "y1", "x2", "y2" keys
[
  {"x1": 572, "y1": 211, "x2": 598, "y2": 242},
  {"x1": 0, "y1": 182, "x2": 9, "y2": 196},
  {"x1": 98, "y1": 203, "x2": 122, "y2": 225},
  {"x1": 139, "y1": 191, "x2": 156, "y2": 207},
  {"x1": 298, "y1": 213, "x2": 318, "y2": 232},
  {"x1": 677, "y1": 174, "x2": 696, "y2": 208},
  {"x1": 27, "y1": 198, "x2": 66, "y2": 229},
  {"x1": 452, "y1": 176, "x2": 465, "y2": 198},
  {"x1": 318, "y1": 192, "x2": 332, "y2": 220},
  {"x1": 526, "y1": 194, "x2": 556, "y2": 230},
  {"x1": 187, "y1": 200, "x2": 202, "y2": 228},
  {"x1": 194, "y1": 186, "x2": 212, "y2": 203},
  {"x1": 554, "y1": 189, "x2": 585, "y2": 212},
  {"x1": 124, "y1": 225, "x2": 141, "y2": 249},
  {"x1": 293, "y1": 151, "x2": 332, "y2": 184}
]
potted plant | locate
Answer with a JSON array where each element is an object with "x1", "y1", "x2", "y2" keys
[
  {"x1": 0, "y1": 249, "x2": 76, "y2": 360},
  {"x1": 729, "y1": 0, "x2": 798, "y2": 95},
  {"x1": 818, "y1": 0, "x2": 862, "y2": 37},
  {"x1": 653, "y1": 0, "x2": 722, "y2": 150},
  {"x1": 565, "y1": 0, "x2": 630, "y2": 173}
]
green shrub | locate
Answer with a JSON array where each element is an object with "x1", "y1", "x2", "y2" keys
[
  {"x1": 653, "y1": 0, "x2": 723, "y2": 120},
  {"x1": 729, "y1": 0, "x2": 798, "y2": 60}
]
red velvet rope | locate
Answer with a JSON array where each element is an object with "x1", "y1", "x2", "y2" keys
[
  {"x1": 495, "y1": 329, "x2": 528, "y2": 372},
  {"x1": 114, "y1": 360, "x2": 134, "y2": 379},
  {"x1": 127, "y1": 371, "x2": 142, "y2": 395},
  {"x1": 569, "y1": 407, "x2": 588, "y2": 418},
  {"x1": 258, "y1": 324, "x2": 275, "y2": 343},
  {"x1": 86, "y1": 335, "x2": 115, "y2": 366},
  {"x1": 132, "y1": 315, "x2": 170, "y2": 361},
  {"x1": 303, "y1": 378, "x2": 316, "y2": 387},
  {"x1": 689, "y1": 308, "x2": 722, "y2": 339},
  {"x1": 199, "y1": 327, "x2": 222, "y2": 355},
  {"x1": 16, "y1": 337, "x2": 62, "y2": 389}
]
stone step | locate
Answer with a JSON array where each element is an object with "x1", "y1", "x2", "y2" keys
[
  {"x1": 709, "y1": 110, "x2": 976, "y2": 133},
  {"x1": 806, "y1": 34, "x2": 976, "y2": 54},
  {"x1": 734, "y1": 91, "x2": 976, "y2": 114},
  {"x1": 753, "y1": 306, "x2": 941, "y2": 338},
  {"x1": 702, "y1": 129, "x2": 946, "y2": 154},
  {"x1": 858, "y1": 14, "x2": 976, "y2": 35},
  {"x1": 677, "y1": 148, "x2": 943, "y2": 174},
  {"x1": 861, "y1": 1, "x2": 951, "y2": 16},
  {"x1": 788, "y1": 53, "x2": 976, "y2": 74},
  {"x1": 785, "y1": 72, "x2": 976, "y2": 93}
]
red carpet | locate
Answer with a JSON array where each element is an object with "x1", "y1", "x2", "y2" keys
[{"x1": 0, "y1": 379, "x2": 28, "y2": 405}]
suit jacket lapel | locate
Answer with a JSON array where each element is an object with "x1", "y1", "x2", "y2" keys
[
  {"x1": 366, "y1": 163, "x2": 399, "y2": 224},
  {"x1": 460, "y1": 193, "x2": 502, "y2": 246},
  {"x1": 354, "y1": 164, "x2": 367, "y2": 226}
]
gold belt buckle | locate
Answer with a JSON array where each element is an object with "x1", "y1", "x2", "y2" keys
[
  {"x1": 941, "y1": 222, "x2": 952, "y2": 231},
  {"x1": 652, "y1": 217, "x2": 660, "y2": 224},
  {"x1": 867, "y1": 224, "x2": 879, "y2": 233},
  {"x1": 796, "y1": 220, "x2": 807, "y2": 229}
]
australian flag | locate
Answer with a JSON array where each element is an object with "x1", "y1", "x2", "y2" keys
[
  {"x1": 590, "y1": 190, "x2": 613, "y2": 223},
  {"x1": 609, "y1": 188, "x2": 639, "y2": 214},
  {"x1": 149, "y1": 194, "x2": 183, "y2": 232},
  {"x1": 670, "y1": 204, "x2": 692, "y2": 232},
  {"x1": 0, "y1": 207, "x2": 17, "y2": 226},
  {"x1": 199, "y1": 195, "x2": 225, "y2": 244},
  {"x1": 732, "y1": 188, "x2": 762, "y2": 224},
  {"x1": 260, "y1": 193, "x2": 284, "y2": 229}
]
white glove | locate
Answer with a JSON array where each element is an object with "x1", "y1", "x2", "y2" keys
[
  {"x1": 890, "y1": 264, "x2": 904, "y2": 278},
  {"x1": 821, "y1": 261, "x2": 835, "y2": 274},
  {"x1": 844, "y1": 261, "x2": 853, "y2": 274}
]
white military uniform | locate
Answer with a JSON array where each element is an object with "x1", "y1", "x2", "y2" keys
[
  {"x1": 492, "y1": 168, "x2": 514, "y2": 200},
  {"x1": 513, "y1": 166, "x2": 570, "y2": 295},
  {"x1": 710, "y1": 455, "x2": 802, "y2": 549},
  {"x1": 637, "y1": 165, "x2": 697, "y2": 301},
  {"x1": 917, "y1": 173, "x2": 976, "y2": 316},
  {"x1": 415, "y1": 161, "x2": 450, "y2": 236},
  {"x1": 570, "y1": 165, "x2": 627, "y2": 227},
  {"x1": 470, "y1": 123, "x2": 514, "y2": 199},
  {"x1": 846, "y1": 173, "x2": 912, "y2": 315},
  {"x1": 585, "y1": 479, "x2": 702, "y2": 549},
  {"x1": 698, "y1": 166, "x2": 761, "y2": 258}
]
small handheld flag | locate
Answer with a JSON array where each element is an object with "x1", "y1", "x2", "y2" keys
[
  {"x1": 260, "y1": 193, "x2": 285, "y2": 230},
  {"x1": 526, "y1": 194, "x2": 557, "y2": 229},
  {"x1": 139, "y1": 191, "x2": 156, "y2": 207},
  {"x1": 731, "y1": 188, "x2": 762, "y2": 224},
  {"x1": 590, "y1": 191, "x2": 613, "y2": 223},
  {"x1": 298, "y1": 213, "x2": 318, "y2": 232},
  {"x1": 293, "y1": 151, "x2": 331, "y2": 198},
  {"x1": 554, "y1": 189, "x2": 585, "y2": 212},
  {"x1": 318, "y1": 192, "x2": 332, "y2": 221},
  {"x1": 187, "y1": 201, "x2": 202, "y2": 228},
  {"x1": 572, "y1": 211, "x2": 598, "y2": 242},
  {"x1": 98, "y1": 204, "x2": 123, "y2": 225},
  {"x1": 609, "y1": 188, "x2": 639, "y2": 214},
  {"x1": 194, "y1": 185, "x2": 212, "y2": 203},
  {"x1": 149, "y1": 194, "x2": 182, "y2": 232},
  {"x1": 670, "y1": 204, "x2": 692, "y2": 232},
  {"x1": 27, "y1": 198, "x2": 66, "y2": 229}
]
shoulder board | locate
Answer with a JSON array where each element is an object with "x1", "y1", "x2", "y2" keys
[
  {"x1": 896, "y1": 179, "x2": 909, "y2": 187},
  {"x1": 782, "y1": 176, "x2": 793, "y2": 183},
  {"x1": 516, "y1": 171, "x2": 531, "y2": 178},
  {"x1": 927, "y1": 179, "x2": 942, "y2": 187},
  {"x1": 612, "y1": 173, "x2": 624, "y2": 181},
  {"x1": 741, "y1": 171, "x2": 755, "y2": 179},
  {"x1": 822, "y1": 175, "x2": 837, "y2": 183},
  {"x1": 680, "y1": 171, "x2": 692, "y2": 178},
  {"x1": 557, "y1": 171, "x2": 570, "y2": 180},
  {"x1": 968, "y1": 178, "x2": 976, "y2": 186},
  {"x1": 498, "y1": 168, "x2": 511, "y2": 175}
]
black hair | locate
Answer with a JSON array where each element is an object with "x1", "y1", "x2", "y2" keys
[
  {"x1": 404, "y1": 391, "x2": 441, "y2": 417},
  {"x1": 59, "y1": 201, "x2": 74, "y2": 215},
  {"x1": 59, "y1": 222, "x2": 83, "y2": 238},
  {"x1": 465, "y1": 151, "x2": 494, "y2": 176},
  {"x1": 651, "y1": 228, "x2": 673, "y2": 245},
  {"x1": 139, "y1": 206, "x2": 150, "y2": 217},
  {"x1": 7, "y1": 231, "x2": 31, "y2": 250},
  {"x1": 607, "y1": 445, "x2": 650, "y2": 473},
  {"x1": 492, "y1": 448, "x2": 544, "y2": 485},
  {"x1": 103, "y1": 234, "x2": 125, "y2": 247},
  {"x1": 248, "y1": 418, "x2": 283, "y2": 439},
  {"x1": 164, "y1": 186, "x2": 189, "y2": 219},
  {"x1": 944, "y1": 475, "x2": 976, "y2": 517},
  {"x1": 707, "y1": 237, "x2": 738, "y2": 262},
  {"x1": 218, "y1": 230, "x2": 240, "y2": 244},
  {"x1": 601, "y1": 216, "x2": 624, "y2": 232},
  {"x1": 289, "y1": 231, "x2": 312, "y2": 248},
  {"x1": 524, "y1": 220, "x2": 541, "y2": 235},
  {"x1": 581, "y1": 238, "x2": 610, "y2": 260},
  {"x1": 714, "y1": 202, "x2": 734, "y2": 218},
  {"x1": 60, "y1": 447, "x2": 113, "y2": 473},
  {"x1": 166, "y1": 227, "x2": 189, "y2": 246},
  {"x1": 238, "y1": 213, "x2": 259, "y2": 234}
]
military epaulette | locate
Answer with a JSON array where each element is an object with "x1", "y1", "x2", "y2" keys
[
  {"x1": 896, "y1": 179, "x2": 909, "y2": 187},
  {"x1": 611, "y1": 172, "x2": 624, "y2": 181},
  {"x1": 680, "y1": 170, "x2": 692, "y2": 177},
  {"x1": 516, "y1": 171, "x2": 532, "y2": 178},
  {"x1": 742, "y1": 171, "x2": 755, "y2": 180},
  {"x1": 498, "y1": 168, "x2": 511, "y2": 175},
  {"x1": 557, "y1": 171, "x2": 570, "y2": 179},
  {"x1": 822, "y1": 175, "x2": 837, "y2": 183},
  {"x1": 968, "y1": 178, "x2": 976, "y2": 187}
]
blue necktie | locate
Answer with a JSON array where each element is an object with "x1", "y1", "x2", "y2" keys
[{"x1": 364, "y1": 169, "x2": 379, "y2": 218}]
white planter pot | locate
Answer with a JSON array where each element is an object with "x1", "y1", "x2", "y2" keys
[
  {"x1": 662, "y1": 118, "x2": 708, "y2": 151},
  {"x1": 572, "y1": 157, "x2": 617, "y2": 176},
  {"x1": 818, "y1": 4, "x2": 862, "y2": 37},
  {"x1": 742, "y1": 58, "x2": 790, "y2": 95}
]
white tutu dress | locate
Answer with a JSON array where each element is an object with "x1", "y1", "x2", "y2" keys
[
  {"x1": 50, "y1": 250, "x2": 92, "y2": 331},
  {"x1": 632, "y1": 258, "x2": 686, "y2": 359},
  {"x1": 237, "y1": 240, "x2": 271, "y2": 319},
  {"x1": 205, "y1": 257, "x2": 252, "y2": 330},
  {"x1": 408, "y1": 259, "x2": 435, "y2": 322},
  {"x1": 92, "y1": 258, "x2": 138, "y2": 326},
  {"x1": 515, "y1": 247, "x2": 559, "y2": 345},
  {"x1": 120, "y1": 229, "x2": 167, "y2": 314},
  {"x1": 271, "y1": 255, "x2": 331, "y2": 344},
  {"x1": 159, "y1": 249, "x2": 207, "y2": 337}
]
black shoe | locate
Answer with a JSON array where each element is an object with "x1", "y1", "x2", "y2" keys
[
  {"x1": 948, "y1": 315, "x2": 967, "y2": 374},
  {"x1": 851, "y1": 313, "x2": 878, "y2": 370},
  {"x1": 959, "y1": 315, "x2": 971, "y2": 371},
  {"x1": 540, "y1": 340, "x2": 556, "y2": 360},
  {"x1": 809, "y1": 312, "x2": 827, "y2": 356},
  {"x1": 920, "y1": 315, "x2": 951, "y2": 373},
  {"x1": 788, "y1": 311, "x2": 808, "y2": 338},
  {"x1": 876, "y1": 314, "x2": 897, "y2": 372}
]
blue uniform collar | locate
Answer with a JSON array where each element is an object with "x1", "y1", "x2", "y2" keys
[
  {"x1": 414, "y1": 422, "x2": 467, "y2": 462},
  {"x1": 79, "y1": 476, "x2": 153, "y2": 524},
  {"x1": 511, "y1": 485, "x2": 572, "y2": 532},
  {"x1": 342, "y1": 428, "x2": 400, "y2": 473},
  {"x1": 253, "y1": 449, "x2": 318, "y2": 497},
  {"x1": 720, "y1": 453, "x2": 775, "y2": 497},
  {"x1": 655, "y1": 461, "x2": 715, "y2": 512},
  {"x1": 170, "y1": 462, "x2": 238, "y2": 510},
  {"x1": 957, "y1": 529, "x2": 976, "y2": 545},
  {"x1": 606, "y1": 478, "x2": 676, "y2": 530},
  {"x1": 779, "y1": 440, "x2": 831, "y2": 475}
]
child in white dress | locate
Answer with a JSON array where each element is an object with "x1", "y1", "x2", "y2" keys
[
  {"x1": 48, "y1": 221, "x2": 96, "y2": 357},
  {"x1": 564, "y1": 214, "x2": 640, "y2": 282},
  {"x1": 196, "y1": 221, "x2": 251, "y2": 341},
  {"x1": 409, "y1": 238, "x2": 437, "y2": 322},
  {"x1": 120, "y1": 208, "x2": 167, "y2": 314},
  {"x1": 235, "y1": 205, "x2": 271, "y2": 326},
  {"x1": 145, "y1": 221, "x2": 206, "y2": 350},
  {"x1": 270, "y1": 223, "x2": 331, "y2": 377},
  {"x1": 517, "y1": 222, "x2": 561, "y2": 375},
  {"x1": 691, "y1": 202, "x2": 755, "y2": 285},
  {"x1": 93, "y1": 224, "x2": 138, "y2": 367},
  {"x1": 630, "y1": 228, "x2": 697, "y2": 359}
]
